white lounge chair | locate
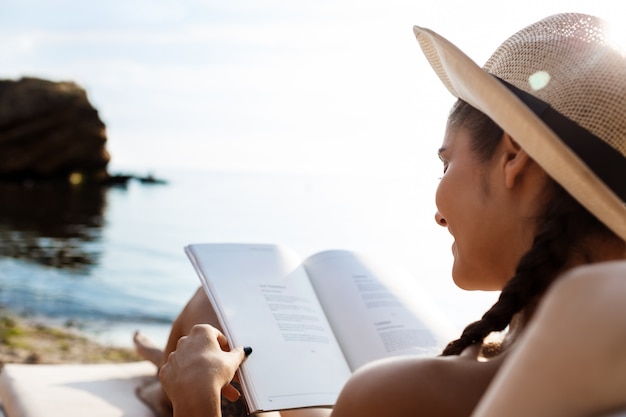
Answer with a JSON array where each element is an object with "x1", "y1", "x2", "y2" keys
[{"x1": 0, "y1": 362, "x2": 156, "y2": 417}]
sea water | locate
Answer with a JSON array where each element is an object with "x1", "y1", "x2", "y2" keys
[{"x1": 0, "y1": 168, "x2": 497, "y2": 348}]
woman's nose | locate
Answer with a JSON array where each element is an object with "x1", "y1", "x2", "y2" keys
[{"x1": 435, "y1": 211, "x2": 447, "y2": 227}]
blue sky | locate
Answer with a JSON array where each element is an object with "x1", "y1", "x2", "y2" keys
[{"x1": 1, "y1": 0, "x2": 624, "y2": 175}]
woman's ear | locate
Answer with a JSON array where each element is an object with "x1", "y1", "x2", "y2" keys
[{"x1": 501, "y1": 133, "x2": 531, "y2": 189}]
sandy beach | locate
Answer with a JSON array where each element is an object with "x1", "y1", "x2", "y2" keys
[{"x1": 0, "y1": 311, "x2": 139, "y2": 365}]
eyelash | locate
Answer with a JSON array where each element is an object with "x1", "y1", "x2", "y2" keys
[{"x1": 436, "y1": 162, "x2": 448, "y2": 181}]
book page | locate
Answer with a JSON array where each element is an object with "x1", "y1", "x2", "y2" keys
[
  {"x1": 185, "y1": 243, "x2": 352, "y2": 413},
  {"x1": 304, "y1": 250, "x2": 455, "y2": 371}
]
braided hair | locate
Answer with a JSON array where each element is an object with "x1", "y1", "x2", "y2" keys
[{"x1": 440, "y1": 100, "x2": 615, "y2": 356}]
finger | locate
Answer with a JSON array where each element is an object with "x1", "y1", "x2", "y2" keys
[
  {"x1": 217, "y1": 331, "x2": 231, "y2": 352},
  {"x1": 158, "y1": 358, "x2": 172, "y2": 389},
  {"x1": 188, "y1": 323, "x2": 219, "y2": 339},
  {"x1": 222, "y1": 348, "x2": 252, "y2": 402},
  {"x1": 221, "y1": 384, "x2": 241, "y2": 402},
  {"x1": 229, "y1": 346, "x2": 253, "y2": 366},
  {"x1": 174, "y1": 333, "x2": 188, "y2": 350},
  {"x1": 187, "y1": 324, "x2": 223, "y2": 350}
]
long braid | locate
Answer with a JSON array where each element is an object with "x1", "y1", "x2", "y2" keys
[
  {"x1": 440, "y1": 100, "x2": 612, "y2": 356},
  {"x1": 442, "y1": 185, "x2": 586, "y2": 355}
]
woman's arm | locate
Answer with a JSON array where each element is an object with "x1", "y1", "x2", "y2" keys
[
  {"x1": 471, "y1": 261, "x2": 626, "y2": 417},
  {"x1": 159, "y1": 324, "x2": 506, "y2": 417},
  {"x1": 159, "y1": 324, "x2": 249, "y2": 417}
]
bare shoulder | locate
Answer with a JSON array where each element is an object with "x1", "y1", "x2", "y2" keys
[
  {"x1": 331, "y1": 352, "x2": 507, "y2": 417},
  {"x1": 556, "y1": 260, "x2": 626, "y2": 289},
  {"x1": 547, "y1": 260, "x2": 626, "y2": 319}
]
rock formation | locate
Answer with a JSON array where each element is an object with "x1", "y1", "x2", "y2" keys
[{"x1": 0, "y1": 77, "x2": 110, "y2": 182}]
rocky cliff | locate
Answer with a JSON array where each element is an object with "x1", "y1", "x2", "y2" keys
[{"x1": 0, "y1": 77, "x2": 110, "y2": 182}]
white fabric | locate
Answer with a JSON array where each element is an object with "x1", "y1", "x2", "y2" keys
[{"x1": 0, "y1": 362, "x2": 156, "y2": 417}]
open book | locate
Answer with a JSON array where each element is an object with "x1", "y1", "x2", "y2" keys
[{"x1": 185, "y1": 243, "x2": 455, "y2": 414}]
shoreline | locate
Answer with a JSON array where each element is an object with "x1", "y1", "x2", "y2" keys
[{"x1": 0, "y1": 311, "x2": 141, "y2": 364}]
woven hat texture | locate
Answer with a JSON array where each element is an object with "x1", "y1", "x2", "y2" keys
[{"x1": 483, "y1": 13, "x2": 626, "y2": 158}]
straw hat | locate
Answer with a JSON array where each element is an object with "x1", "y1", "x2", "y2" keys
[{"x1": 413, "y1": 13, "x2": 626, "y2": 241}]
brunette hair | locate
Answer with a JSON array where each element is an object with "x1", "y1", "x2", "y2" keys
[{"x1": 440, "y1": 99, "x2": 616, "y2": 356}]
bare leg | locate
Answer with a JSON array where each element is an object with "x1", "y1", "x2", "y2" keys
[
  {"x1": 162, "y1": 287, "x2": 223, "y2": 366},
  {"x1": 134, "y1": 287, "x2": 222, "y2": 366}
]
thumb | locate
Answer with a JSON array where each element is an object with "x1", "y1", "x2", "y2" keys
[
  {"x1": 222, "y1": 384, "x2": 241, "y2": 402},
  {"x1": 228, "y1": 346, "x2": 253, "y2": 368},
  {"x1": 239, "y1": 346, "x2": 253, "y2": 360},
  {"x1": 221, "y1": 346, "x2": 252, "y2": 403}
]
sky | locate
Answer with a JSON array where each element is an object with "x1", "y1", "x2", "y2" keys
[{"x1": 1, "y1": 0, "x2": 625, "y2": 176}]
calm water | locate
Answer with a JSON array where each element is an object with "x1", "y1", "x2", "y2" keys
[{"x1": 0, "y1": 169, "x2": 497, "y2": 347}]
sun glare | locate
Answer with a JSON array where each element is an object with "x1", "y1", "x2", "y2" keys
[{"x1": 606, "y1": 19, "x2": 626, "y2": 52}]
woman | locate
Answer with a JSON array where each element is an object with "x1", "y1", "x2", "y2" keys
[{"x1": 137, "y1": 13, "x2": 626, "y2": 417}]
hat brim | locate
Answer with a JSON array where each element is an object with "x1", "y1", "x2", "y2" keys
[{"x1": 413, "y1": 25, "x2": 626, "y2": 242}]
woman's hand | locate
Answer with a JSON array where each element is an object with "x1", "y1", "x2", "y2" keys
[{"x1": 159, "y1": 324, "x2": 251, "y2": 417}]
